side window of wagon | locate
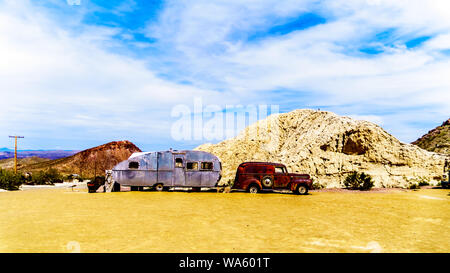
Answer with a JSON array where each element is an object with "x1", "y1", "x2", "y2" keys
[
  {"x1": 186, "y1": 162, "x2": 198, "y2": 171},
  {"x1": 275, "y1": 167, "x2": 284, "y2": 173},
  {"x1": 129, "y1": 161, "x2": 139, "y2": 169},
  {"x1": 200, "y1": 162, "x2": 213, "y2": 170},
  {"x1": 175, "y1": 158, "x2": 184, "y2": 168}
]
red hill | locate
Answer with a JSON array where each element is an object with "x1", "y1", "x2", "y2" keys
[{"x1": 22, "y1": 140, "x2": 142, "y2": 177}]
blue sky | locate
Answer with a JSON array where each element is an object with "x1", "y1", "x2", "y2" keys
[{"x1": 0, "y1": 0, "x2": 449, "y2": 151}]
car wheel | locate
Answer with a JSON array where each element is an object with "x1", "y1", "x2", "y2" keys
[
  {"x1": 261, "y1": 175, "x2": 274, "y2": 188},
  {"x1": 296, "y1": 185, "x2": 308, "y2": 195},
  {"x1": 248, "y1": 185, "x2": 259, "y2": 194},
  {"x1": 155, "y1": 184, "x2": 164, "y2": 192}
]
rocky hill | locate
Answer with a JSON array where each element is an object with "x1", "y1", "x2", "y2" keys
[
  {"x1": 22, "y1": 140, "x2": 141, "y2": 177},
  {"x1": 412, "y1": 118, "x2": 450, "y2": 154},
  {"x1": 196, "y1": 109, "x2": 446, "y2": 188}
]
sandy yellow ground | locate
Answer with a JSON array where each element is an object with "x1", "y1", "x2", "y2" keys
[{"x1": 0, "y1": 187, "x2": 449, "y2": 253}]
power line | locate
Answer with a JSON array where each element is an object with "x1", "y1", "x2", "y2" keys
[{"x1": 8, "y1": 136, "x2": 24, "y2": 174}]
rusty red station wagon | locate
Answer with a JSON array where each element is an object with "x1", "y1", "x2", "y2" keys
[{"x1": 232, "y1": 162, "x2": 313, "y2": 194}]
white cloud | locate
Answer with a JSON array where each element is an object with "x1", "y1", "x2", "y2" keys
[
  {"x1": 1, "y1": 0, "x2": 449, "y2": 149},
  {"x1": 0, "y1": 0, "x2": 234, "y2": 149},
  {"x1": 424, "y1": 33, "x2": 450, "y2": 50},
  {"x1": 145, "y1": 0, "x2": 450, "y2": 143}
]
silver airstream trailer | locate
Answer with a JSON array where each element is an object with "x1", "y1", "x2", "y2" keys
[{"x1": 105, "y1": 150, "x2": 221, "y2": 192}]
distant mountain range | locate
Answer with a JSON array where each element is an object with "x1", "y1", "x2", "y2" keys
[{"x1": 0, "y1": 149, "x2": 79, "y2": 160}]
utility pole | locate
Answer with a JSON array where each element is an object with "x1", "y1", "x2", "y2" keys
[{"x1": 8, "y1": 136, "x2": 24, "y2": 173}]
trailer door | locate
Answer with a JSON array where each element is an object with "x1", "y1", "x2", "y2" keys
[
  {"x1": 173, "y1": 155, "x2": 186, "y2": 186},
  {"x1": 156, "y1": 151, "x2": 174, "y2": 186}
]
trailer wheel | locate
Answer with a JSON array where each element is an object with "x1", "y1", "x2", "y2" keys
[
  {"x1": 261, "y1": 176, "x2": 274, "y2": 188},
  {"x1": 295, "y1": 185, "x2": 308, "y2": 195},
  {"x1": 248, "y1": 184, "x2": 260, "y2": 194},
  {"x1": 155, "y1": 184, "x2": 164, "y2": 192}
]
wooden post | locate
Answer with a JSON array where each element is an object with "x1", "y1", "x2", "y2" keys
[{"x1": 8, "y1": 136, "x2": 24, "y2": 174}]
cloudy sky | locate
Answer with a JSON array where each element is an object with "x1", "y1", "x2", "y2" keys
[{"x1": 0, "y1": 0, "x2": 449, "y2": 151}]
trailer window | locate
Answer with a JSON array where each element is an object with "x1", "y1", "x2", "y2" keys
[
  {"x1": 186, "y1": 162, "x2": 198, "y2": 171},
  {"x1": 175, "y1": 158, "x2": 183, "y2": 168},
  {"x1": 129, "y1": 161, "x2": 139, "y2": 169},
  {"x1": 200, "y1": 162, "x2": 213, "y2": 170}
]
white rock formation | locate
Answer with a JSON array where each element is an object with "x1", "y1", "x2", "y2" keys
[{"x1": 196, "y1": 109, "x2": 446, "y2": 188}]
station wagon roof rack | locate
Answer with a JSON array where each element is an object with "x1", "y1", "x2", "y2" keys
[{"x1": 239, "y1": 162, "x2": 286, "y2": 167}]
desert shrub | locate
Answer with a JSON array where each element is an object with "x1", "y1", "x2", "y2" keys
[
  {"x1": 66, "y1": 174, "x2": 76, "y2": 180},
  {"x1": 404, "y1": 176, "x2": 431, "y2": 188},
  {"x1": 29, "y1": 168, "x2": 63, "y2": 185},
  {"x1": 0, "y1": 169, "x2": 24, "y2": 191},
  {"x1": 73, "y1": 176, "x2": 84, "y2": 182},
  {"x1": 219, "y1": 179, "x2": 233, "y2": 187},
  {"x1": 343, "y1": 171, "x2": 374, "y2": 191},
  {"x1": 308, "y1": 177, "x2": 324, "y2": 190},
  {"x1": 47, "y1": 168, "x2": 63, "y2": 183},
  {"x1": 414, "y1": 176, "x2": 431, "y2": 187},
  {"x1": 30, "y1": 171, "x2": 49, "y2": 185},
  {"x1": 407, "y1": 183, "x2": 419, "y2": 190},
  {"x1": 312, "y1": 182, "x2": 324, "y2": 190},
  {"x1": 66, "y1": 174, "x2": 84, "y2": 181}
]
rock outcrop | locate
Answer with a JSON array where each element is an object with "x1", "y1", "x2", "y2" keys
[
  {"x1": 196, "y1": 109, "x2": 446, "y2": 188},
  {"x1": 412, "y1": 118, "x2": 450, "y2": 155}
]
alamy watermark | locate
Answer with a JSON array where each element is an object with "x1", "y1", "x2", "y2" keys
[{"x1": 171, "y1": 98, "x2": 280, "y2": 150}]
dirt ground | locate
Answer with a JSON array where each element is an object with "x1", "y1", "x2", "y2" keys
[{"x1": 0, "y1": 186, "x2": 448, "y2": 253}]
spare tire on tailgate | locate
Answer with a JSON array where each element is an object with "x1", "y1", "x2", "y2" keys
[{"x1": 261, "y1": 175, "x2": 274, "y2": 188}]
